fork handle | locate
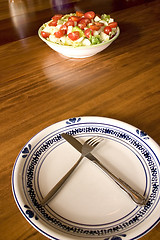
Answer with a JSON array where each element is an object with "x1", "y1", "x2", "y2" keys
[
  {"x1": 40, "y1": 155, "x2": 83, "y2": 206},
  {"x1": 92, "y1": 159, "x2": 147, "y2": 205}
]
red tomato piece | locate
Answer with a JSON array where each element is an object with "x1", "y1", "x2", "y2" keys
[
  {"x1": 65, "y1": 20, "x2": 75, "y2": 27},
  {"x1": 78, "y1": 22, "x2": 86, "y2": 30},
  {"x1": 90, "y1": 24, "x2": 101, "y2": 31},
  {"x1": 48, "y1": 20, "x2": 57, "y2": 27},
  {"x1": 69, "y1": 16, "x2": 81, "y2": 22},
  {"x1": 76, "y1": 11, "x2": 84, "y2": 17},
  {"x1": 108, "y1": 22, "x2": 118, "y2": 28},
  {"x1": 104, "y1": 26, "x2": 112, "y2": 35},
  {"x1": 54, "y1": 29, "x2": 65, "y2": 38},
  {"x1": 95, "y1": 22, "x2": 104, "y2": 27},
  {"x1": 52, "y1": 14, "x2": 63, "y2": 21},
  {"x1": 60, "y1": 24, "x2": 68, "y2": 34},
  {"x1": 84, "y1": 11, "x2": 95, "y2": 19},
  {"x1": 41, "y1": 31, "x2": 50, "y2": 38},
  {"x1": 68, "y1": 31, "x2": 80, "y2": 41},
  {"x1": 79, "y1": 18, "x2": 91, "y2": 25},
  {"x1": 84, "y1": 28, "x2": 93, "y2": 38}
]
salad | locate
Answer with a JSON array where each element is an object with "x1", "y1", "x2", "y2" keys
[{"x1": 40, "y1": 11, "x2": 118, "y2": 47}]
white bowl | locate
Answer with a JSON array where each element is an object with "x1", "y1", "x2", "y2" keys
[{"x1": 38, "y1": 26, "x2": 120, "y2": 58}]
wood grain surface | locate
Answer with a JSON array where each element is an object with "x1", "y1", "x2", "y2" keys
[{"x1": 0, "y1": 0, "x2": 160, "y2": 239}]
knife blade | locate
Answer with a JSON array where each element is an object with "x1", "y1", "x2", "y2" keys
[
  {"x1": 61, "y1": 133, "x2": 147, "y2": 205},
  {"x1": 61, "y1": 133, "x2": 95, "y2": 161}
]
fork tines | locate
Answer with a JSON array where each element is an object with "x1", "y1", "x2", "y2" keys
[{"x1": 86, "y1": 136, "x2": 103, "y2": 146}]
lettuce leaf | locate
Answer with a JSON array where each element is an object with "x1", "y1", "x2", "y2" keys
[
  {"x1": 101, "y1": 14, "x2": 110, "y2": 22},
  {"x1": 89, "y1": 35, "x2": 101, "y2": 45}
]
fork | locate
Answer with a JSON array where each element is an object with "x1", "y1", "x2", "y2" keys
[{"x1": 40, "y1": 136, "x2": 103, "y2": 206}]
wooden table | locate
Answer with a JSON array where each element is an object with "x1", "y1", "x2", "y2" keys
[{"x1": 0, "y1": 0, "x2": 160, "y2": 239}]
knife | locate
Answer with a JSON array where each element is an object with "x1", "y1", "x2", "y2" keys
[{"x1": 61, "y1": 133, "x2": 147, "y2": 205}]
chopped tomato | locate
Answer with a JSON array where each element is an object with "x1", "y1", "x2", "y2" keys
[
  {"x1": 104, "y1": 26, "x2": 112, "y2": 35},
  {"x1": 108, "y1": 22, "x2": 118, "y2": 28},
  {"x1": 68, "y1": 31, "x2": 80, "y2": 41},
  {"x1": 84, "y1": 28, "x2": 93, "y2": 38},
  {"x1": 65, "y1": 20, "x2": 75, "y2": 27},
  {"x1": 60, "y1": 24, "x2": 68, "y2": 34},
  {"x1": 90, "y1": 24, "x2": 101, "y2": 31},
  {"x1": 95, "y1": 22, "x2": 104, "y2": 27},
  {"x1": 52, "y1": 14, "x2": 63, "y2": 21},
  {"x1": 78, "y1": 22, "x2": 86, "y2": 30},
  {"x1": 84, "y1": 11, "x2": 95, "y2": 19},
  {"x1": 41, "y1": 31, "x2": 50, "y2": 38},
  {"x1": 76, "y1": 11, "x2": 84, "y2": 17},
  {"x1": 54, "y1": 29, "x2": 65, "y2": 38},
  {"x1": 48, "y1": 20, "x2": 57, "y2": 26},
  {"x1": 79, "y1": 18, "x2": 91, "y2": 25},
  {"x1": 69, "y1": 16, "x2": 81, "y2": 22}
]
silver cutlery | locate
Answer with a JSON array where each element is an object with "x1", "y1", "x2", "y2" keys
[
  {"x1": 40, "y1": 136, "x2": 103, "y2": 206},
  {"x1": 62, "y1": 133, "x2": 147, "y2": 205}
]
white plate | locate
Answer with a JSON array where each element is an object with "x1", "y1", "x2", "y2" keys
[{"x1": 12, "y1": 116, "x2": 160, "y2": 240}]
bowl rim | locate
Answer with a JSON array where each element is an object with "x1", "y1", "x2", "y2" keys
[{"x1": 38, "y1": 25, "x2": 120, "y2": 49}]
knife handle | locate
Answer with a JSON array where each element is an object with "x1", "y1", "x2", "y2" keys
[
  {"x1": 92, "y1": 158, "x2": 147, "y2": 205},
  {"x1": 40, "y1": 155, "x2": 83, "y2": 206}
]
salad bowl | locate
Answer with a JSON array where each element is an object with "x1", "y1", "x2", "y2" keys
[
  {"x1": 38, "y1": 27, "x2": 120, "y2": 58},
  {"x1": 38, "y1": 11, "x2": 120, "y2": 58}
]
